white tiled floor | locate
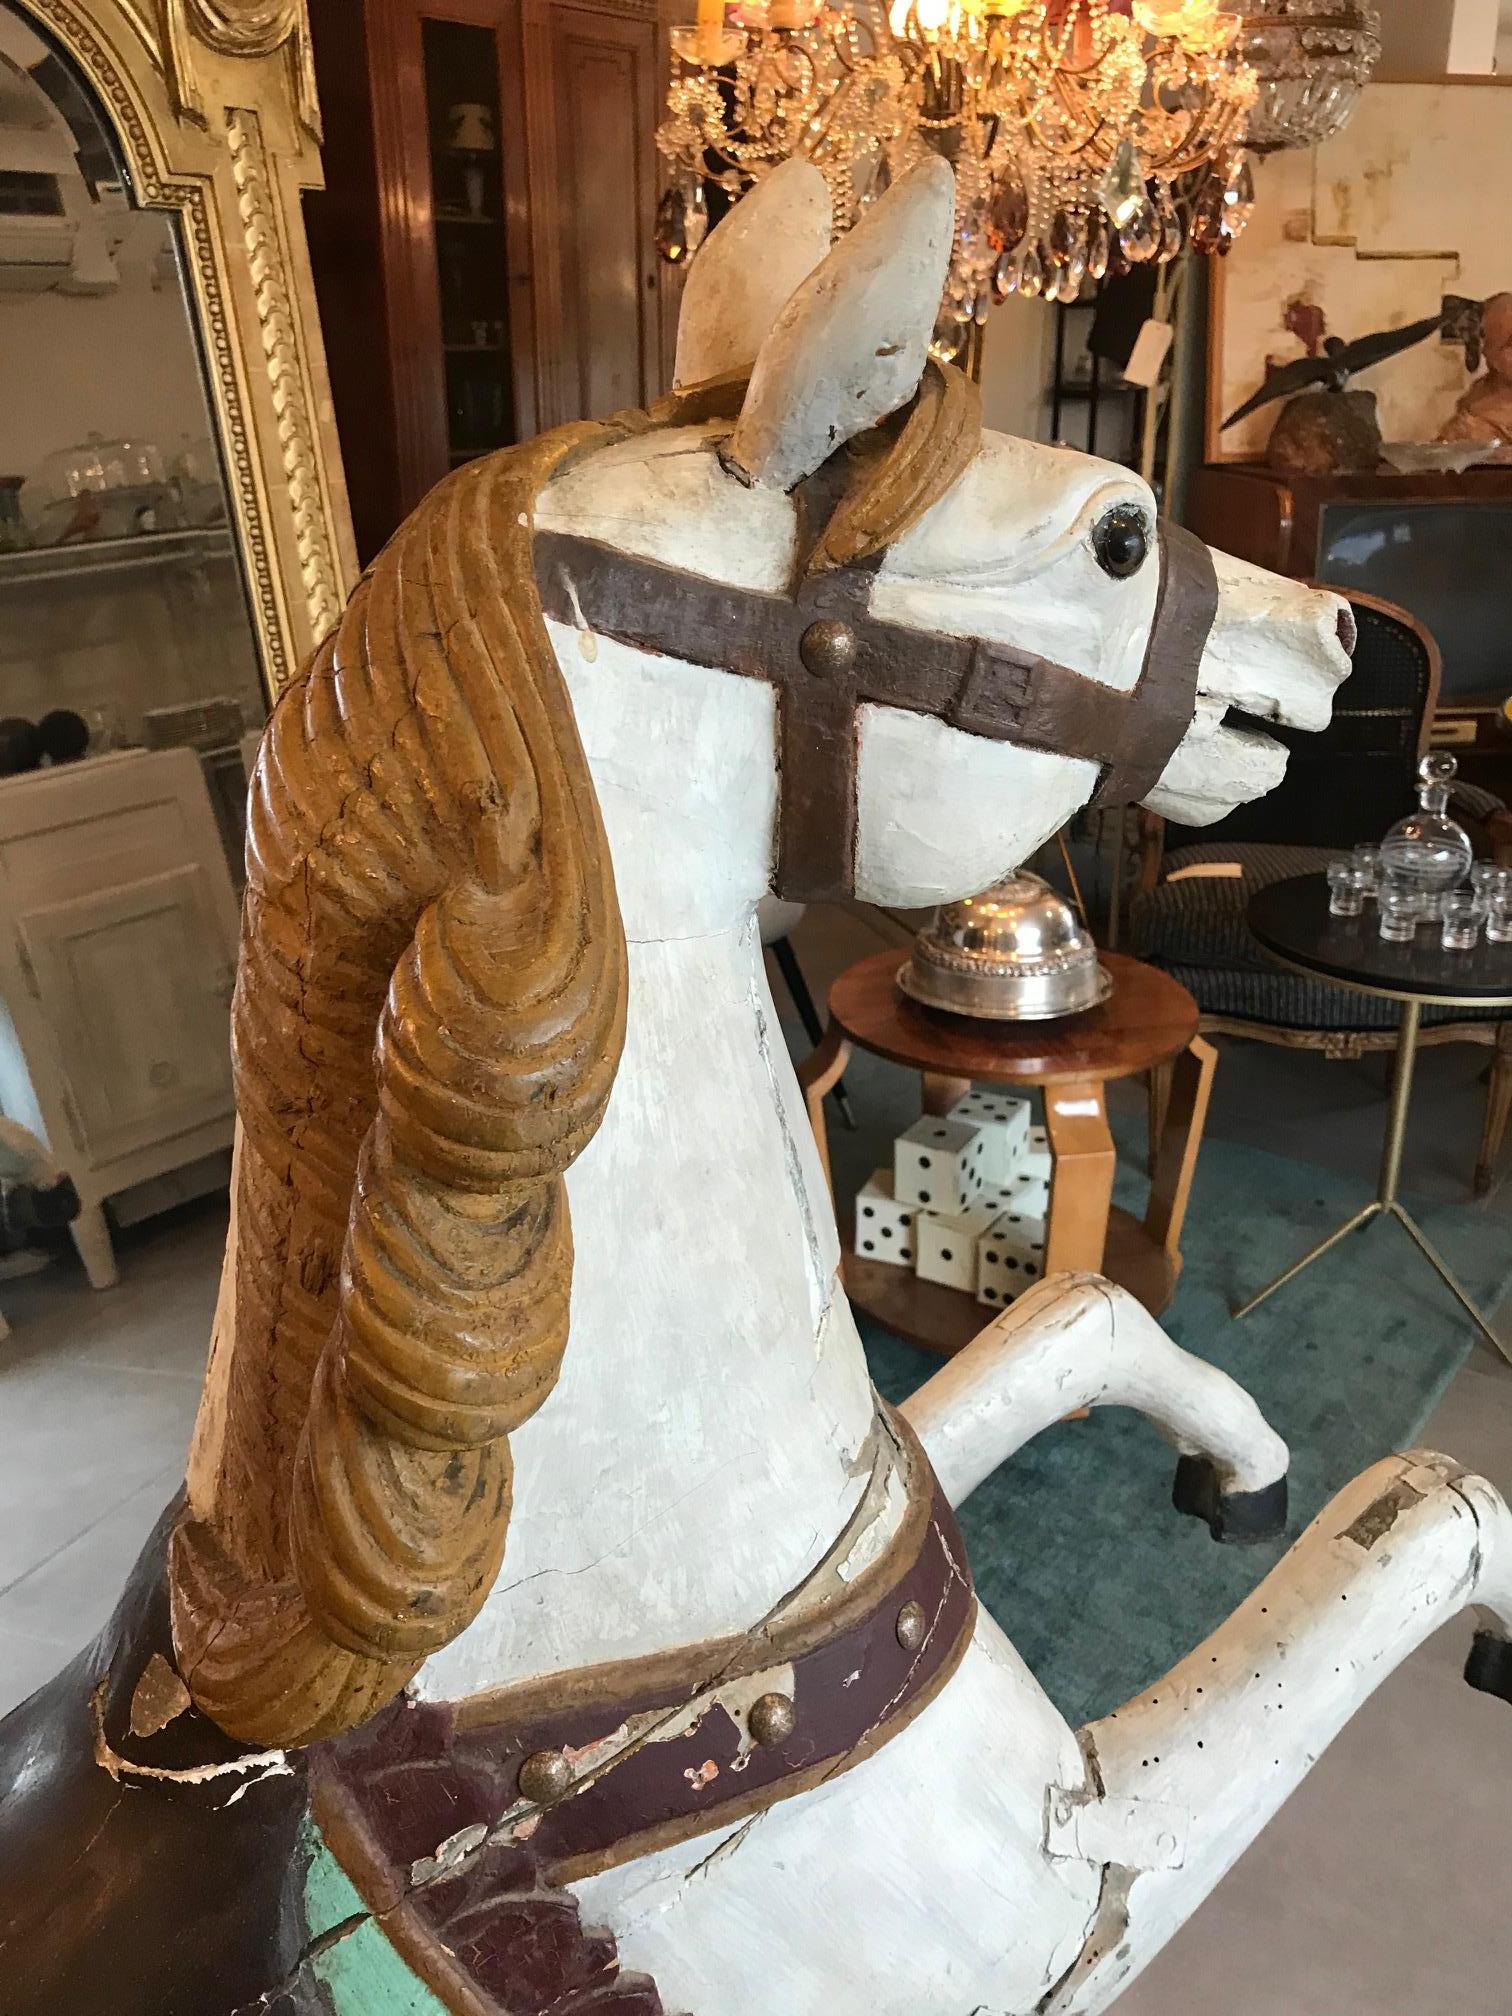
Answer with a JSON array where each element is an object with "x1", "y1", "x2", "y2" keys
[
  {"x1": 0, "y1": 1198, "x2": 218, "y2": 1710},
  {"x1": 2, "y1": 902, "x2": 1510, "y2": 2010}
]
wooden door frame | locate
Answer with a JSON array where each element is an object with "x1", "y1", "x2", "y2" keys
[
  {"x1": 364, "y1": 0, "x2": 540, "y2": 514},
  {"x1": 520, "y1": 0, "x2": 669, "y2": 430}
]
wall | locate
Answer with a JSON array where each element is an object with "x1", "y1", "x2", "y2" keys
[
  {"x1": 1378, "y1": 0, "x2": 1507, "y2": 76},
  {"x1": 1212, "y1": 81, "x2": 1512, "y2": 458},
  {"x1": 979, "y1": 294, "x2": 1055, "y2": 444}
]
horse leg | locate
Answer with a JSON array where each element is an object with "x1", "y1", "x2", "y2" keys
[
  {"x1": 1044, "y1": 1451, "x2": 1512, "y2": 2013},
  {"x1": 899, "y1": 1274, "x2": 1290, "y2": 1541}
]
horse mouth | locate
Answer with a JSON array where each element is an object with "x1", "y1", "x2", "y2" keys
[{"x1": 1216, "y1": 701, "x2": 1286, "y2": 750}]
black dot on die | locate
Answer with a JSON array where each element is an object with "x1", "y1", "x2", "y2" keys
[
  {"x1": 932, "y1": 1128, "x2": 948, "y2": 1139},
  {"x1": 881, "y1": 1227, "x2": 893, "y2": 1240},
  {"x1": 1027, "y1": 1263, "x2": 1038, "y2": 1276},
  {"x1": 983, "y1": 1288, "x2": 999, "y2": 1303},
  {"x1": 862, "y1": 1205, "x2": 875, "y2": 1219},
  {"x1": 901, "y1": 1213, "x2": 913, "y2": 1227},
  {"x1": 919, "y1": 1155, "x2": 932, "y2": 1169},
  {"x1": 941, "y1": 1247, "x2": 954, "y2": 1262},
  {"x1": 1007, "y1": 1257, "x2": 1020, "y2": 1270},
  {"x1": 862, "y1": 1239, "x2": 876, "y2": 1252},
  {"x1": 919, "y1": 1190, "x2": 931, "y2": 1204},
  {"x1": 985, "y1": 1250, "x2": 998, "y2": 1264}
]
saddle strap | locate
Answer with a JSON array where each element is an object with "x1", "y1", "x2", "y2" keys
[{"x1": 312, "y1": 1413, "x2": 974, "y2": 1917}]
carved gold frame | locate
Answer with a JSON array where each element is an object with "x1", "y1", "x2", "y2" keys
[{"x1": 11, "y1": 0, "x2": 357, "y2": 696}]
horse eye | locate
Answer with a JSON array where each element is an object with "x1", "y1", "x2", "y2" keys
[{"x1": 1092, "y1": 505, "x2": 1150, "y2": 580}]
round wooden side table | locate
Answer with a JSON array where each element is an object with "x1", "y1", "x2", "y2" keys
[{"x1": 799, "y1": 948, "x2": 1217, "y2": 1357}]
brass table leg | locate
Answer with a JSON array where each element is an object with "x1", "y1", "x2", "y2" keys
[
  {"x1": 1234, "y1": 999, "x2": 1510, "y2": 1364},
  {"x1": 1391, "y1": 1204, "x2": 1511, "y2": 1364}
]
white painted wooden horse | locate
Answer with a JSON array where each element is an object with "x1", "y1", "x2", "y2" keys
[{"x1": 3, "y1": 159, "x2": 1509, "y2": 2016}]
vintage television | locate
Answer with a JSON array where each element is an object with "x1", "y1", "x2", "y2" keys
[{"x1": 1187, "y1": 464, "x2": 1512, "y2": 792}]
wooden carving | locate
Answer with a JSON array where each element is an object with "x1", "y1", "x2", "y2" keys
[
  {"x1": 164, "y1": 0, "x2": 322, "y2": 139},
  {"x1": 1440, "y1": 291, "x2": 1512, "y2": 463},
  {"x1": 7, "y1": 150, "x2": 1512, "y2": 2016},
  {"x1": 169, "y1": 421, "x2": 630, "y2": 1744}
]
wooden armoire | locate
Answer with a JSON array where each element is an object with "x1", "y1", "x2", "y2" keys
[{"x1": 304, "y1": 0, "x2": 680, "y2": 563}]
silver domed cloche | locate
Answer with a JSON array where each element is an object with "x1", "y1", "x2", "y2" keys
[{"x1": 898, "y1": 873, "x2": 1111, "y2": 1022}]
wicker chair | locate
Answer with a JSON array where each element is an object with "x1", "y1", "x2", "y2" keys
[{"x1": 1130, "y1": 589, "x2": 1512, "y2": 1195}]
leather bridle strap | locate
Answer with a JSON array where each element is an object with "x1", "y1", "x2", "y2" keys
[{"x1": 533, "y1": 516, "x2": 1218, "y2": 903}]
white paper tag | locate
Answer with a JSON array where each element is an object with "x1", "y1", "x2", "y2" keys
[{"x1": 1123, "y1": 318, "x2": 1174, "y2": 389}]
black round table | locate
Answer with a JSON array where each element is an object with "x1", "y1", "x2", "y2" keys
[{"x1": 1238, "y1": 874, "x2": 1512, "y2": 1361}]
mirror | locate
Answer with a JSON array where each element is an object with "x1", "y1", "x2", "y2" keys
[{"x1": 0, "y1": 1, "x2": 266, "y2": 877}]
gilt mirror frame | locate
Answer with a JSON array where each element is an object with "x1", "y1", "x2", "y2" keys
[{"x1": 10, "y1": 0, "x2": 357, "y2": 696}]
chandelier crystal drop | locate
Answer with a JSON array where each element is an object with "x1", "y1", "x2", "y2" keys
[{"x1": 657, "y1": 0, "x2": 1263, "y2": 340}]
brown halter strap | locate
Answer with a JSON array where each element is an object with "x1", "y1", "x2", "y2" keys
[{"x1": 533, "y1": 491, "x2": 1218, "y2": 903}]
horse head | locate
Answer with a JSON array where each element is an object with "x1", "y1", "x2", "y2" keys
[{"x1": 535, "y1": 156, "x2": 1353, "y2": 923}]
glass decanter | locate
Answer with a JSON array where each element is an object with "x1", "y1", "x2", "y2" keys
[{"x1": 1379, "y1": 753, "x2": 1474, "y2": 901}]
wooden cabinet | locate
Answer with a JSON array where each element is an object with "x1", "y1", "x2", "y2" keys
[
  {"x1": 305, "y1": 0, "x2": 676, "y2": 562},
  {"x1": 0, "y1": 750, "x2": 241, "y2": 1287}
]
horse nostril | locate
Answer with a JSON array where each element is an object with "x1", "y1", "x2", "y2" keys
[{"x1": 1336, "y1": 606, "x2": 1357, "y2": 656}]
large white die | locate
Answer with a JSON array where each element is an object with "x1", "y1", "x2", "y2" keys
[
  {"x1": 1021, "y1": 1123, "x2": 1052, "y2": 1186},
  {"x1": 948, "y1": 1088, "x2": 1031, "y2": 1184},
  {"x1": 894, "y1": 1116, "x2": 985, "y2": 1212},
  {"x1": 975, "y1": 1205, "x2": 1047, "y2": 1308},
  {"x1": 916, "y1": 1201, "x2": 998, "y2": 1291},
  {"x1": 854, "y1": 1169, "x2": 917, "y2": 1268},
  {"x1": 999, "y1": 1168, "x2": 1050, "y2": 1217}
]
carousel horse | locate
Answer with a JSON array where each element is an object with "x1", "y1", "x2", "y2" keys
[{"x1": 4, "y1": 158, "x2": 1510, "y2": 2016}]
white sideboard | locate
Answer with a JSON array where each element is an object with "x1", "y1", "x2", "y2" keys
[{"x1": 0, "y1": 748, "x2": 241, "y2": 1288}]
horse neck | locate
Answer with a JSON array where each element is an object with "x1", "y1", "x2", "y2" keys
[
  {"x1": 413, "y1": 450, "x2": 886, "y2": 1704},
  {"x1": 413, "y1": 906, "x2": 882, "y2": 1704}
]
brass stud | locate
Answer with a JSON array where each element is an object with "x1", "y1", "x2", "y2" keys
[
  {"x1": 896, "y1": 1600, "x2": 927, "y2": 1652},
  {"x1": 799, "y1": 618, "x2": 858, "y2": 679},
  {"x1": 748, "y1": 1691, "x2": 797, "y2": 1747},
  {"x1": 517, "y1": 1748, "x2": 574, "y2": 1806}
]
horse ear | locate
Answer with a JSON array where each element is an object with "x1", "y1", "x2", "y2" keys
[
  {"x1": 725, "y1": 158, "x2": 955, "y2": 492},
  {"x1": 674, "y1": 160, "x2": 834, "y2": 389}
]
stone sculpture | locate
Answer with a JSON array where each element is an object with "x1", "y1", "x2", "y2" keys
[{"x1": 4, "y1": 158, "x2": 1509, "y2": 2016}]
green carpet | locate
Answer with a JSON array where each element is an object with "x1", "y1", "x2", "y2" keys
[{"x1": 828, "y1": 1049, "x2": 1512, "y2": 1728}]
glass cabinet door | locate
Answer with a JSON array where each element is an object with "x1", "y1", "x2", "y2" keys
[{"x1": 421, "y1": 18, "x2": 517, "y2": 470}]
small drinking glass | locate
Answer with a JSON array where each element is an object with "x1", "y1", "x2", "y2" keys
[
  {"x1": 1441, "y1": 892, "x2": 1480, "y2": 951},
  {"x1": 1378, "y1": 883, "x2": 1420, "y2": 942},
  {"x1": 1327, "y1": 860, "x2": 1367, "y2": 917},
  {"x1": 1472, "y1": 862, "x2": 1512, "y2": 912},
  {"x1": 1351, "y1": 843, "x2": 1382, "y2": 895},
  {"x1": 1487, "y1": 894, "x2": 1512, "y2": 946}
]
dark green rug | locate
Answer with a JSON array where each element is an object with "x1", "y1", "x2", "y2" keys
[{"x1": 827, "y1": 1049, "x2": 1512, "y2": 1728}]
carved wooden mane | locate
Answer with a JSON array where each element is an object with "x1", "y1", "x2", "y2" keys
[
  {"x1": 169, "y1": 420, "x2": 631, "y2": 1746},
  {"x1": 166, "y1": 363, "x2": 980, "y2": 1748}
]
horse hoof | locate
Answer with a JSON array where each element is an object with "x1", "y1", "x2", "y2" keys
[
  {"x1": 1171, "y1": 1455, "x2": 1288, "y2": 1546},
  {"x1": 1464, "y1": 1630, "x2": 1512, "y2": 1703}
]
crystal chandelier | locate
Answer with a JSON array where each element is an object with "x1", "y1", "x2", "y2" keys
[
  {"x1": 657, "y1": 0, "x2": 1260, "y2": 346},
  {"x1": 1237, "y1": 3, "x2": 1381, "y2": 153}
]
